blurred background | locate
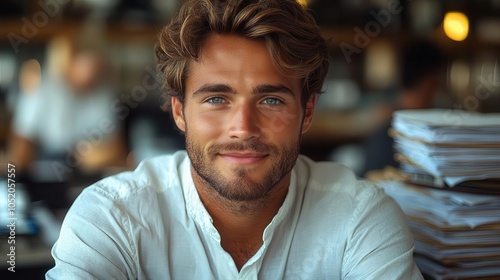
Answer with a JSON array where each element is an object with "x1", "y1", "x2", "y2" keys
[{"x1": 0, "y1": 0, "x2": 499, "y2": 278}]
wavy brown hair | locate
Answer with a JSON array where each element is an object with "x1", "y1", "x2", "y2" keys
[{"x1": 155, "y1": 0, "x2": 330, "y2": 111}]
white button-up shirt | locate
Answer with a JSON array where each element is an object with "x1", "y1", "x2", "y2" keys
[{"x1": 47, "y1": 151, "x2": 423, "y2": 279}]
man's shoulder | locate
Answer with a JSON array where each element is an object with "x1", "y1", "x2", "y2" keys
[
  {"x1": 84, "y1": 151, "x2": 189, "y2": 201},
  {"x1": 295, "y1": 154, "x2": 382, "y2": 199}
]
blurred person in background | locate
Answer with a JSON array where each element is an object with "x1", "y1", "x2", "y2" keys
[
  {"x1": 7, "y1": 36, "x2": 128, "y2": 180},
  {"x1": 363, "y1": 40, "x2": 445, "y2": 177}
]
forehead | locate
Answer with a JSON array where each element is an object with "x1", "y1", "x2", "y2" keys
[
  {"x1": 199, "y1": 34, "x2": 267, "y2": 59},
  {"x1": 186, "y1": 34, "x2": 301, "y2": 95}
]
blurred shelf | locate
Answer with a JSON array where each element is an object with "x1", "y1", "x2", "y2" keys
[
  {"x1": 1, "y1": 17, "x2": 499, "y2": 53},
  {"x1": 0, "y1": 20, "x2": 160, "y2": 46},
  {"x1": 320, "y1": 26, "x2": 500, "y2": 53}
]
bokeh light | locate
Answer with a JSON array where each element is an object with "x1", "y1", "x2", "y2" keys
[
  {"x1": 297, "y1": 0, "x2": 308, "y2": 8},
  {"x1": 443, "y1": 12, "x2": 469, "y2": 41}
]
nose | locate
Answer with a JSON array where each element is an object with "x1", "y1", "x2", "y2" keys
[{"x1": 227, "y1": 102, "x2": 261, "y2": 140}]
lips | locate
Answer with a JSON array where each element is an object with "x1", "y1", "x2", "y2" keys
[{"x1": 218, "y1": 151, "x2": 268, "y2": 165}]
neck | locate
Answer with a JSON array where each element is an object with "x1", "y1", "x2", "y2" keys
[{"x1": 191, "y1": 165, "x2": 290, "y2": 269}]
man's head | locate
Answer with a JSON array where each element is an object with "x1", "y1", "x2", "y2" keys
[
  {"x1": 66, "y1": 50, "x2": 107, "y2": 94},
  {"x1": 155, "y1": 0, "x2": 329, "y2": 111},
  {"x1": 155, "y1": 0, "x2": 329, "y2": 203},
  {"x1": 400, "y1": 40, "x2": 444, "y2": 109}
]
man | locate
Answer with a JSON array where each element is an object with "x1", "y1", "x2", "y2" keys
[
  {"x1": 363, "y1": 40, "x2": 445, "y2": 176},
  {"x1": 8, "y1": 37, "x2": 128, "y2": 178},
  {"x1": 47, "y1": 0, "x2": 423, "y2": 279}
]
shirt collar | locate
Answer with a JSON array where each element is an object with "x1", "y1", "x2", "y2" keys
[{"x1": 180, "y1": 154, "x2": 299, "y2": 243}]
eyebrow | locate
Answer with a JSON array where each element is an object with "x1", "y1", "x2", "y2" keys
[
  {"x1": 192, "y1": 83, "x2": 295, "y2": 98},
  {"x1": 253, "y1": 84, "x2": 295, "y2": 97},
  {"x1": 192, "y1": 84, "x2": 236, "y2": 97}
]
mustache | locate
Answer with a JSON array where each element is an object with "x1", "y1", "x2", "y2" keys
[{"x1": 209, "y1": 140, "x2": 277, "y2": 154}]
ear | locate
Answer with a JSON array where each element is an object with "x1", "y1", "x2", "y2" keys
[
  {"x1": 171, "y1": 96, "x2": 186, "y2": 132},
  {"x1": 301, "y1": 93, "x2": 317, "y2": 134}
]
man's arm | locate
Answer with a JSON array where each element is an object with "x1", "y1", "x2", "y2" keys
[
  {"x1": 342, "y1": 183, "x2": 423, "y2": 280},
  {"x1": 6, "y1": 133, "x2": 36, "y2": 173},
  {"x1": 46, "y1": 186, "x2": 137, "y2": 279}
]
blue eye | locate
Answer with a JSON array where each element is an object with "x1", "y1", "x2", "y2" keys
[
  {"x1": 206, "y1": 97, "x2": 225, "y2": 104},
  {"x1": 262, "y1": 98, "x2": 281, "y2": 105}
]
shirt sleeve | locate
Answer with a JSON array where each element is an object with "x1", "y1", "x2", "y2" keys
[
  {"x1": 342, "y1": 183, "x2": 424, "y2": 280},
  {"x1": 45, "y1": 186, "x2": 137, "y2": 280}
]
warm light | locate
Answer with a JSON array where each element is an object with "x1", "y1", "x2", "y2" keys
[
  {"x1": 443, "y1": 12, "x2": 469, "y2": 41},
  {"x1": 297, "y1": 0, "x2": 308, "y2": 7}
]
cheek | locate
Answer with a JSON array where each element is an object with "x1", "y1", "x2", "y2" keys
[
  {"x1": 186, "y1": 112, "x2": 225, "y2": 139},
  {"x1": 259, "y1": 109, "x2": 303, "y2": 138}
]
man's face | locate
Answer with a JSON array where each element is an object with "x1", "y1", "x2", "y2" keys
[{"x1": 172, "y1": 34, "x2": 316, "y2": 201}]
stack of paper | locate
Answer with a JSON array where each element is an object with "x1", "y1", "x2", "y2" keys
[
  {"x1": 379, "y1": 181, "x2": 500, "y2": 280},
  {"x1": 376, "y1": 109, "x2": 500, "y2": 279},
  {"x1": 391, "y1": 109, "x2": 500, "y2": 189}
]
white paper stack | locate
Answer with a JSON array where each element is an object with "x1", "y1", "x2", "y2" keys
[
  {"x1": 379, "y1": 181, "x2": 500, "y2": 280},
  {"x1": 391, "y1": 109, "x2": 500, "y2": 188},
  {"x1": 375, "y1": 109, "x2": 500, "y2": 279}
]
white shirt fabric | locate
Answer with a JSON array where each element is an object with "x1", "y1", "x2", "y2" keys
[{"x1": 46, "y1": 151, "x2": 423, "y2": 280}]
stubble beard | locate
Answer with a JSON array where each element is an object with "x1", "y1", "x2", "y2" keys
[{"x1": 186, "y1": 136, "x2": 300, "y2": 203}]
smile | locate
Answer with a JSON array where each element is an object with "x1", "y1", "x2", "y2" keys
[{"x1": 218, "y1": 152, "x2": 268, "y2": 165}]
